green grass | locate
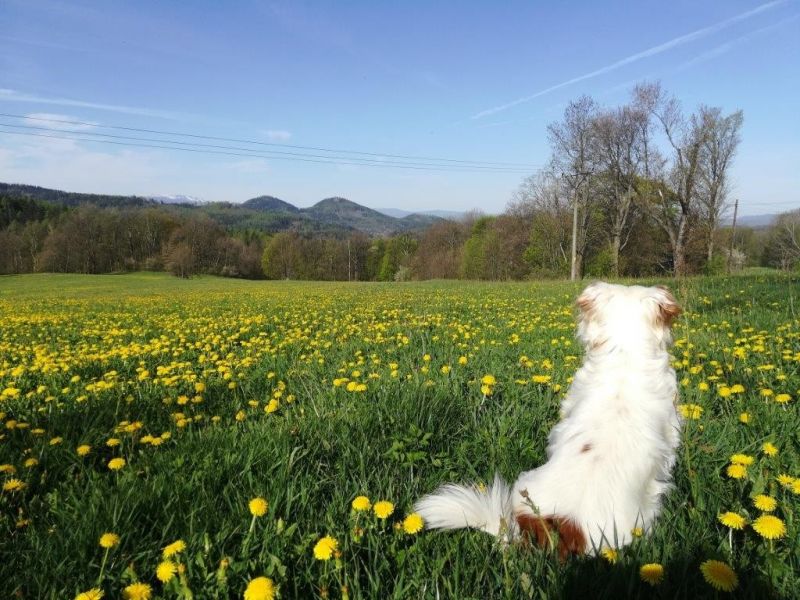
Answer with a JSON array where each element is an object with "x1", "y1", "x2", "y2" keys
[{"x1": 0, "y1": 273, "x2": 798, "y2": 599}]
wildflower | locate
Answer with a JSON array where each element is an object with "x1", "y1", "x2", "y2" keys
[
  {"x1": 249, "y1": 497, "x2": 268, "y2": 517},
  {"x1": 76, "y1": 444, "x2": 92, "y2": 456},
  {"x1": 24, "y1": 458, "x2": 38, "y2": 468},
  {"x1": 107, "y1": 457, "x2": 126, "y2": 470},
  {"x1": 313, "y1": 535, "x2": 338, "y2": 560},
  {"x1": 458, "y1": 356, "x2": 467, "y2": 365},
  {"x1": 738, "y1": 412, "x2": 750, "y2": 424},
  {"x1": 373, "y1": 500, "x2": 394, "y2": 519},
  {"x1": 106, "y1": 438, "x2": 121, "y2": 447},
  {"x1": 122, "y1": 583, "x2": 152, "y2": 600},
  {"x1": 0, "y1": 464, "x2": 16, "y2": 474},
  {"x1": 774, "y1": 393, "x2": 791, "y2": 403},
  {"x1": 762, "y1": 442, "x2": 778, "y2": 456},
  {"x1": 752, "y1": 515, "x2": 786, "y2": 540},
  {"x1": 726, "y1": 464, "x2": 747, "y2": 479},
  {"x1": 700, "y1": 560, "x2": 738, "y2": 592},
  {"x1": 2, "y1": 478, "x2": 25, "y2": 492},
  {"x1": 235, "y1": 410, "x2": 246, "y2": 422},
  {"x1": 99, "y1": 533, "x2": 120, "y2": 548},
  {"x1": 631, "y1": 527, "x2": 644, "y2": 537},
  {"x1": 351, "y1": 496, "x2": 371, "y2": 511},
  {"x1": 718, "y1": 512, "x2": 746, "y2": 530},
  {"x1": 403, "y1": 513, "x2": 424, "y2": 534},
  {"x1": 777, "y1": 474, "x2": 795, "y2": 487},
  {"x1": 265, "y1": 399, "x2": 279, "y2": 413},
  {"x1": 49, "y1": 436, "x2": 63, "y2": 445},
  {"x1": 601, "y1": 548, "x2": 618, "y2": 563},
  {"x1": 752, "y1": 495, "x2": 777, "y2": 512},
  {"x1": 640, "y1": 563, "x2": 664, "y2": 585},
  {"x1": 730, "y1": 454, "x2": 753, "y2": 466},
  {"x1": 156, "y1": 560, "x2": 177, "y2": 583},
  {"x1": 244, "y1": 576, "x2": 276, "y2": 600},
  {"x1": 481, "y1": 374, "x2": 496, "y2": 386},
  {"x1": 532, "y1": 374, "x2": 551, "y2": 384},
  {"x1": 162, "y1": 539, "x2": 186, "y2": 557},
  {"x1": 678, "y1": 404, "x2": 703, "y2": 419},
  {"x1": 75, "y1": 589, "x2": 104, "y2": 600}
]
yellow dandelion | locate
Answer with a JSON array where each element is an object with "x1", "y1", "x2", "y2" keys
[
  {"x1": 107, "y1": 457, "x2": 126, "y2": 471},
  {"x1": 351, "y1": 495, "x2": 371, "y2": 511},
  {"x1": 480, "y1": 374, "x2": 496, "y2": 386},
  {"x1": 631, "y1": 527, "x2": 644, "y2": 537},
  {"x1": 738, "y1": 412, "x2": 750, "y2": 424},
  {"x1": 774, "y1": 393, "x2": 791, "y2": 404},
  {"x1": 752, "y1": 495, "x2": 777, "y2": 512},
  {"x1": 265, "y1": 399, "x2": 279, "y2": 414},
  {"x1": 24, "y1": 458, "x2": 38, "y2": 468},
  {"x1": 162, "y1": 539, "x2": 186, "y2": 558},
  {"x1": 244, "y1": 576, "x2": 276, "y2": 600},
  {"x1": 730, "y1": 454, "x2": 753, "y2": 466},
  {"x1": 99, "y1": 532, "x2": 120, "y2": 548},
  {"x1": 75, "y1": 588, "x2": 104, "y2": 600},
  {"x1": 122, "y1": 582, "x2": 152, "y2": 600},
  {"x1": 0, "y1": 464, "x2": 15, "y2": 474},
  {"x1": 700, "y1": 560, "x2": 738, "y2": 592},
  {"x1": 752, "y1": 515, "x2": 786, "y2": 540},
  {"x1": 718, "y1": 512, "x2": 746, "y2": 530},
  {"x1": 249, "y1": 497, "x2": 268, "y2": 517},
  {"x1": 762, "y1": 442, "x2": 778, "y2": 456},
  {"x1": 373, "y1": 500, "x2": 394, "y2": 519},
  {"x1": 156, "y1": 560, "x2": 177, "y2": 583},
  {"x1": 402, "y1": 513, "x2": 424, "y2": 534},
  {"x1": 726, "y1": 464, "x2": 747, "y2": 479},
  {"x1": 678, "y1": 403, "x2": 703, "y2": 419},
  {"x1": 601, "y1": 548, "x2": 618, "y2": 563},
  {"x1": 77, "y1": 444, "x2": 91, "y2": 456},
  {"x1": 313, "y1": 535, "x2": 338, "y2": 560},
  {"x1": 640, "y1": 563, "x2": 664, "y2": 585},
  {"x1": 2, "y1": 478, "x2": 26, "y2": 492}
]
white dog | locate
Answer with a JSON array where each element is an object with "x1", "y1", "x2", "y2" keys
[{"x1": 414, "y1": 282, "x2": 682, "y2": 557}]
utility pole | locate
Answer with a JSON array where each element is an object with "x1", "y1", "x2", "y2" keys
[
  {"x1": 565, "y1": 171, "x2": 592, "y2": 281},
  {"x1": 727, "y1": 197, "x2": 739, "y2": 274}
]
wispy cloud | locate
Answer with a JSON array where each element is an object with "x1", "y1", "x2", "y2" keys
[
  {"x1": 24, "y1": 113, "x2": 98, "y2": 131},
  {"x1": 263, "y1": 129, "x2": 292, "y2": 141},
  {"x1": 471, "y1": 0, "x2": 787, "y2": 119},
  {"x1": 0, "y1": 88, "x2": 179, "y2": 119}
]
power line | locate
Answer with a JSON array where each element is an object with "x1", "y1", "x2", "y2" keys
[
  {"x1": 0, "y1": 112, "x2": 540, "y2": 169},
  {"x1": 0, "y1": 122, "x2": 533, "y2": 172},
  {"x1": 0, "y1": 128, "x2": 535, "y2": 174}
]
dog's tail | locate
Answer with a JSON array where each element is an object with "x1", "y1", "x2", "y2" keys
[{"x1": 413, "y1": 474, "x2": 516, "y2": 538}]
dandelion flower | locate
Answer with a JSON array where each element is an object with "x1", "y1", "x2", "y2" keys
[
  {"x1": 75, "y1": 588, "x2": 104, "y2": 600},
  {"x1": 730, "y1": 454, "x2": 753, "y2": 466},
  {"x1": 244, "y1": 576, "x2": 276, "y2": 600},
  {"x1": 631, "y1": 527, "x2": 644, "y2": 537},
  {"x1": 122, "y1": 582, "x2": 152, "y2": 600},
  {"x1": 752, "y1": 515, "x2": 786, "y2": 540},
  {"x1": 752, "y1": 495, "x2": 777, "y2": 512},
  {"x1": 777, "y1": 474, "x2": 795, "y2": 487},
  {"x1": 249, "y1": 497, "x2": 268, "y2": 517},
  {"x1": 107, "y1": 457, "x2": 126, "y2": 471},
  {"x1": 403, "y1": 513, "x2": 424, "y2": 534},
  {"x1": 24, "y1": 458, "x2": 38, "y2": 468},
  {"x1": 313, "y1": 535, "x2": 338, "y2": 560},
  {"x1": 77, "y1": 445, "x2": 91, "y2": 456},
  {"x1": 726, "y1": 464, "x2": 747, "y2": 479},
  {"x1": 718, "y1": 512, "x2": 746, "y2": 530},
  {"x1": 700, "y1": 560, "x2": 738, "y2": 592},
  {"x1": 601, "y1": 548, "x2": 618, "y2": 564},
  {"x1": 738, "y1": 412, "x2": 750, "y2": 424},
  {"x1": 774, "y1": 393, "x2": 791, "y2": 404},
  {"x1": 351, "y1": 496, "x2": 371, "y2": 511},
  {"x1": 162, "y1": 539, "x2": 186, "y2": 557},
  {"x1": 640, "y1": 563, "x2": 664, "y2": 585},
  {"x1": 762, "y1": 442, "x2": 778, "y2": 456},
  {"x1": 99, "y1": 532, "x2": 119, "y2": 548},
  {"x1": 373, "y1": 500, "x2": 394, "y2": 519},
  {"x1": 481, "y1": 374, "x2": 496, "y2": 386},
  {"x1": 156, "y1": 560, "x2": 177, "y2": 583},
  {"x1": 2, "y1": 478, "x2": 25, "y2": 492}
]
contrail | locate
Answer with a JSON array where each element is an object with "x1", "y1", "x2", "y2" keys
[
  {"x1": 471, "y1": 0, "x2": 787, "y2": 119},
  {"x1": 0, "y1": 88, "x2": 179, "y2": 120}
]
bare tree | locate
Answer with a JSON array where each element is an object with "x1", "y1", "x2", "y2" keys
[
  {"x1": 697, "y1": 106, "x2": 743, "y2": 263},
  {"x1": 636, "y1": 82, "x2": 708, "y2": 276},
  {"x1": 547, "y1": 96, "x2": 598, "y2": 279}
]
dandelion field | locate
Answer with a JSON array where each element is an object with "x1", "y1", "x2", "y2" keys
[{"x1": 1, "y1": 272, "x2": 798, "y2": 599}]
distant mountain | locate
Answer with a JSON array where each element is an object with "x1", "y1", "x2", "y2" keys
[
  {"x1": 722, "y1": 213, "x2": 777, "y2": 228},
  {"x1": 0, "y1": 183, "x2": 442, "y2": 237},
  {"x1": 243, "y1": 195, "x2": 299, "y2": 213},
  {"x1": 376, "y1": 207, "x2": 465, "y2": 220}
]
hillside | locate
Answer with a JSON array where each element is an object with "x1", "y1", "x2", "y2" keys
[{"x1": 0, "y1": 183, "x2": 442, "y2": 236}]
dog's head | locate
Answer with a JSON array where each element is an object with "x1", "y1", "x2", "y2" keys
[{"x1": 576, "y1": 282, "x2": 681, "y2": 352}]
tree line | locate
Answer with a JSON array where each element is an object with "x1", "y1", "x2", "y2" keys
[{"x1": 2, "y1": 82, "x2": 799, "y2": 280}]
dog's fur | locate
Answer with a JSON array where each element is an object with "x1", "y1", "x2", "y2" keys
[{"x1": 414, "y1": 282, "x2": 683, "y2": 556}]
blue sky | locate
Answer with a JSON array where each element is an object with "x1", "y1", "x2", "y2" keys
[{"x1": 1, "y1": 0, "x2": 798, "y2": 216}]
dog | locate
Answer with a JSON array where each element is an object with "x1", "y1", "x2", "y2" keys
[{"x1": 414, "y1": 282, "x2": 683, "y2": 557}]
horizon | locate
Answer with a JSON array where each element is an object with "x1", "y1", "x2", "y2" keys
[{"x1": 1, "y1": 1, "x2": 799, "y2": 217}]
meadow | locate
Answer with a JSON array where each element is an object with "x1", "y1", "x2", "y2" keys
[{"x1": 0, "y1": 272, "x2": 798, "y2": 599}]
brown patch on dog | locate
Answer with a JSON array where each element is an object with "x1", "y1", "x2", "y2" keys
[
  {"x1": 655, "y1": 285, "x2": 682, "y2": 328},
  {"x1": 515, "y1": 513, "x2": 587, "y2": 560},
  {"x1": 580, "y1": 443, "x2": 593, "y2": 454}
]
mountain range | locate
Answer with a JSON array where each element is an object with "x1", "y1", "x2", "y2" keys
[{"x1": 0, "y1": 182, "x2": 447, "y2": 237}]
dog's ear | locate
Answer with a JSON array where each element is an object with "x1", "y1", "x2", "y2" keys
[
  {"x1": 576, "y1": 282, "x2": 604, "y2": 316},
  {"x1": 654, "y1": 285, "x2": 681, "y2": 328}
]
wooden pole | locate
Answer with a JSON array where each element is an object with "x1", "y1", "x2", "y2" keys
[{"x1": 727, "y1": 197, "x2": 739, "y2": 274}]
